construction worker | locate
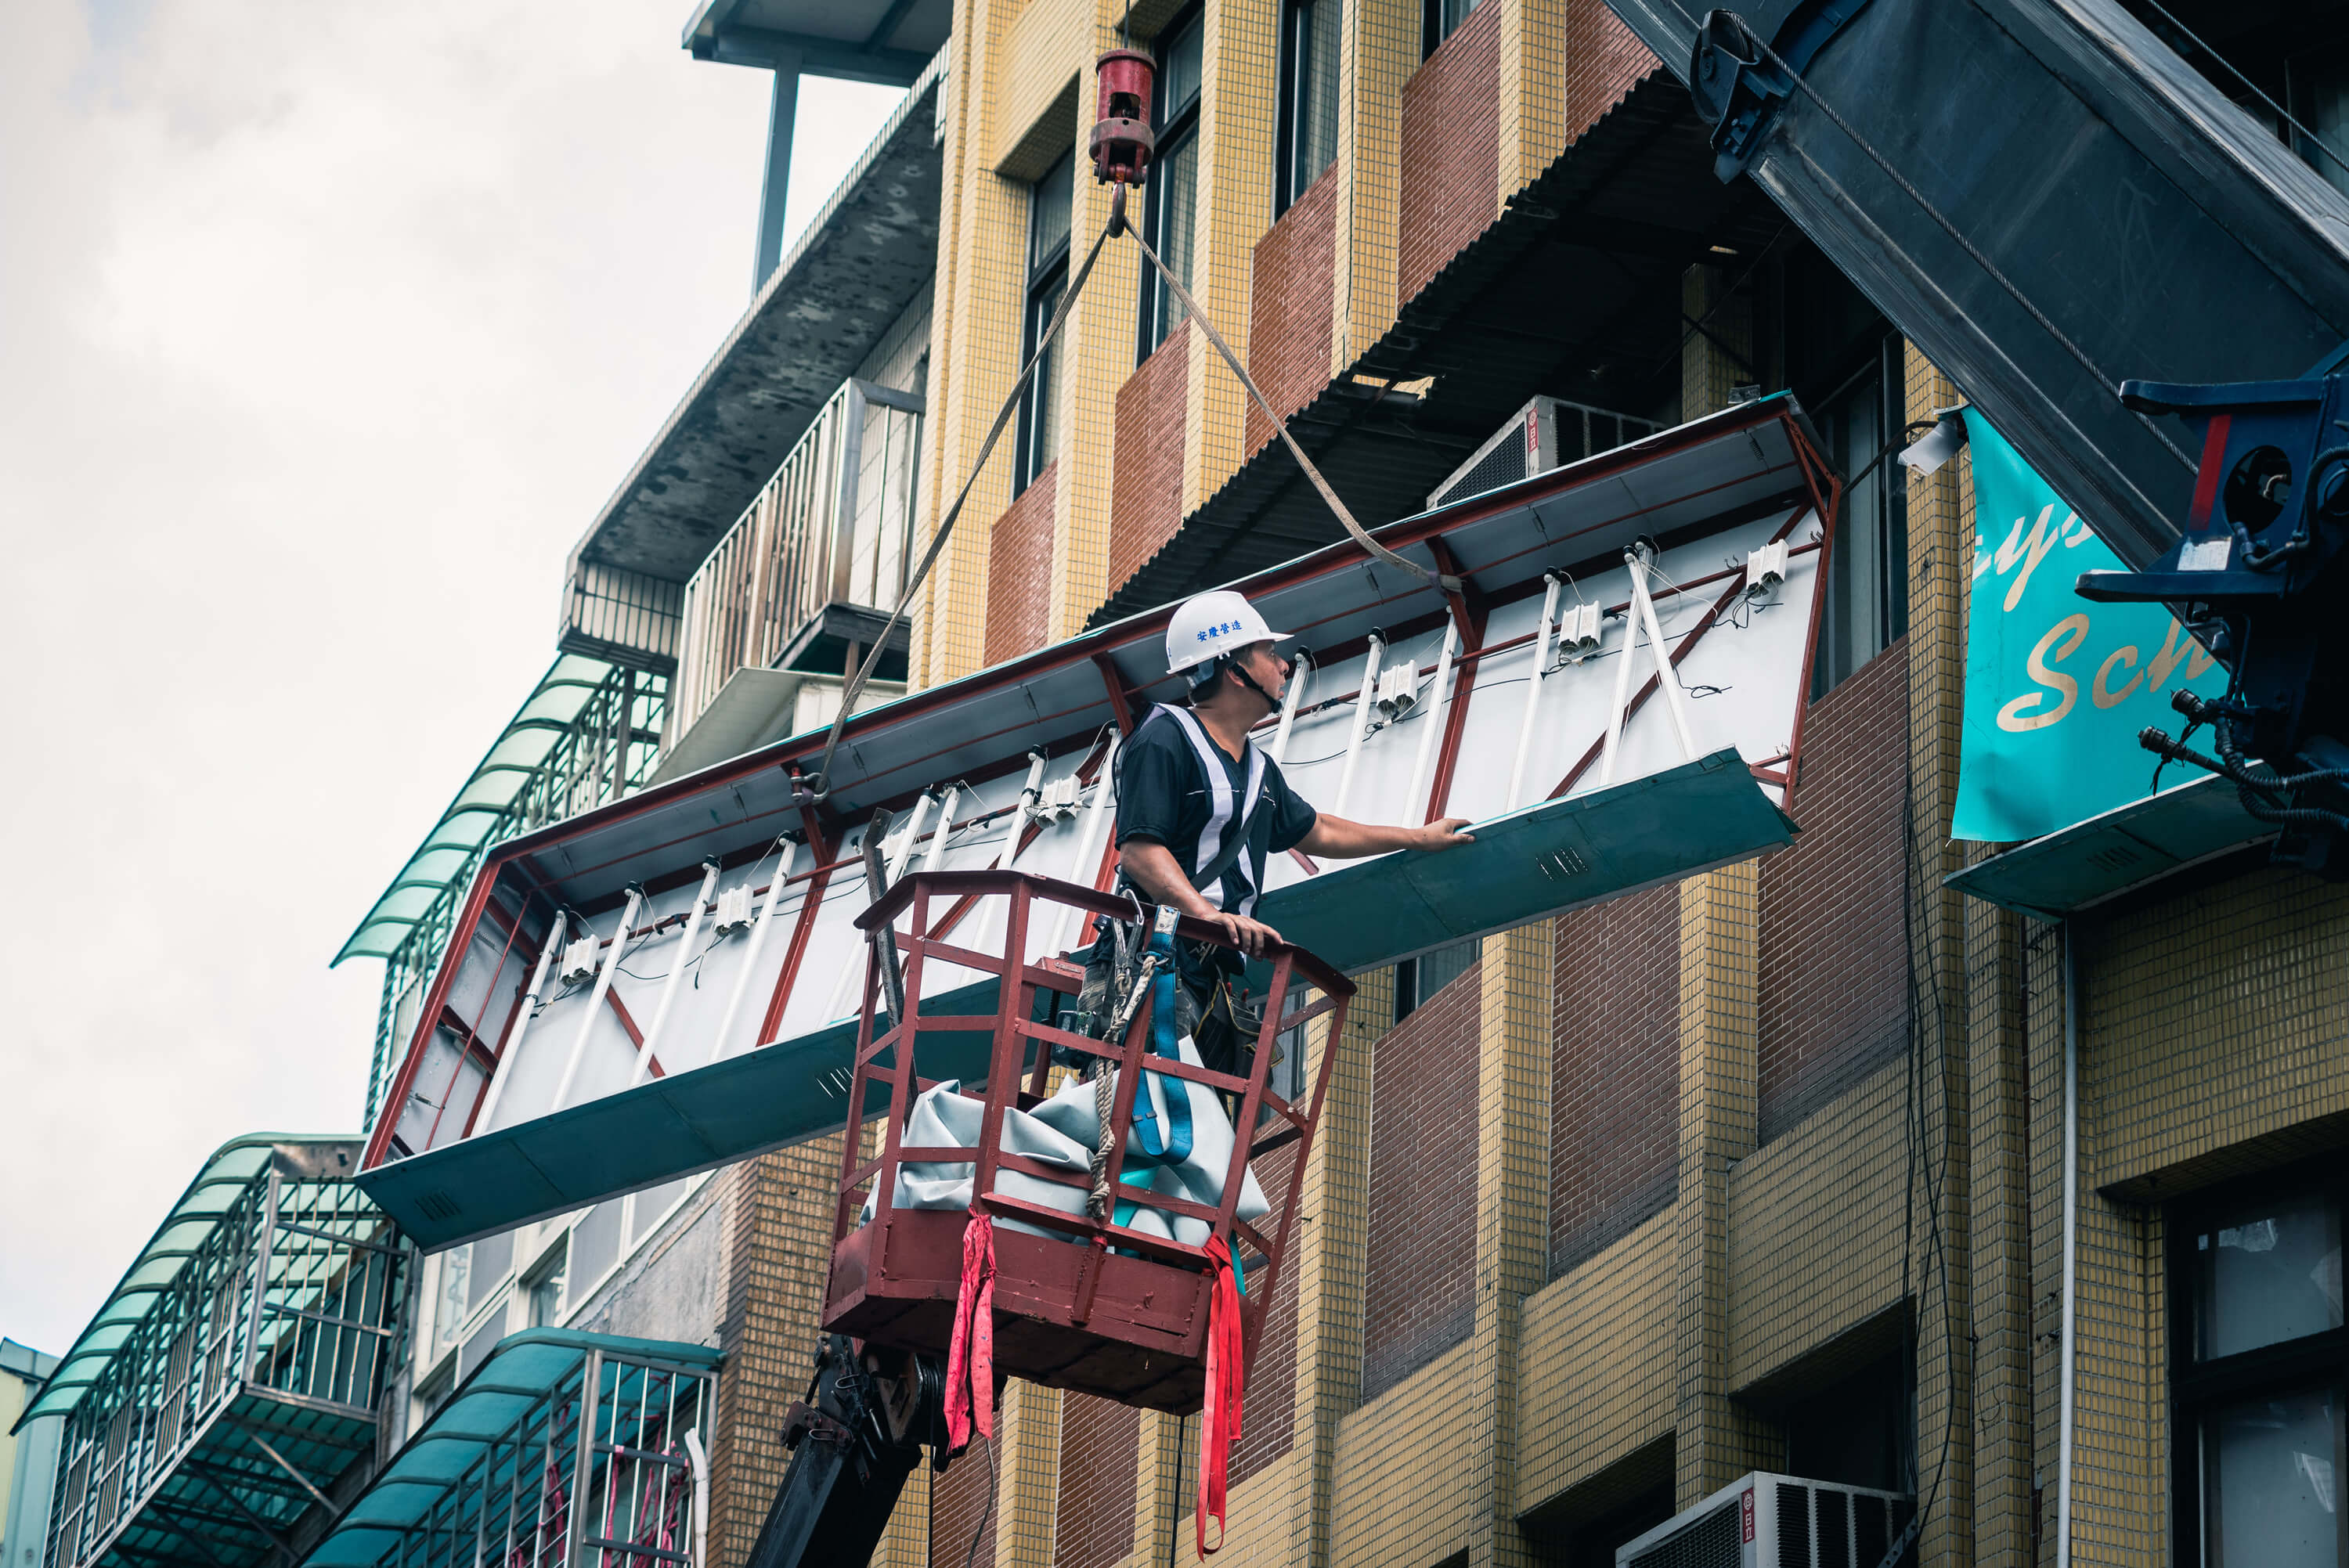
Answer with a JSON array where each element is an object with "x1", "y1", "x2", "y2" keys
[{"x1": 1110, "y1": 589, "x2": 1473, "y2": 1075}]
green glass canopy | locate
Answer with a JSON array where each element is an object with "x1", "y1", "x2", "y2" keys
[
  {"x1": 17, "y1": 1134, "x2": 353, "y2": 1429},
  {"x1": 334, "y1": 656, "x2": 622, "y2": 966},
  {"x1": 301, "y1": 1328, "x2": 721, "y2": 1568}
]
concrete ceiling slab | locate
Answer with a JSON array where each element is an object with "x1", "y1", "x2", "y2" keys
[{"x1": 567, "y1": 62, "x2": 943, "y2": 584}]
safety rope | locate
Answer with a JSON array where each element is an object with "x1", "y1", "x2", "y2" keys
[
  {"x1": 1086, "y1": 932, "x2": 1165, "y2": 1214},
  {"x1": 806, "y1": 183, "x2": 1456, "y2": 801},
  {"x1": 1088, "y1": 1061, "x2": 1117, "y2": 1220},
  {"x1": 808, "y1": 212, "x2": 1119, "y2": 798},
  {"x1": 1124, "y1": 222, "x2": 1461, "y2": 593}
]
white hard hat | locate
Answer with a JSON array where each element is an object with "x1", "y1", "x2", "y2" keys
[{"x1": 1165, "y1": 589, "x2": 1293, "y2": 676}]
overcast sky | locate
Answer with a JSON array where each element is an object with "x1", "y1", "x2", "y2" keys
[{"x1": 0, "y1": 2, "x2": 906, "y2": 1358}]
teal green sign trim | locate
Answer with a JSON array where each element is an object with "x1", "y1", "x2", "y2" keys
[
  {"x1": 1953, "y1": 410, "x2": 2228, "y2": 843},
  {"x1": 1946, "y1": 775, "x2": 2268, "y2": 922}
]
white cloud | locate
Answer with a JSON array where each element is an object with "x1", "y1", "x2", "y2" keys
[{"x1": 0, "y1": 0, "x2": 907, "y2": 1357}]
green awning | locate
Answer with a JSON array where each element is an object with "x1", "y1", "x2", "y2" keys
[
  {"x1": 360, "y1": 752, "x2": 1795, "y2": 1251},
  {"x1": 301, "y1": 1328, "x2": 722, "y2": 1568},
  {"x1": 1945, "y1": 774, "x2": 2270, "y2": 921},
  {"x1": 333, "y1": 656, "x2": 619, "y2": 965},
  {"x1": 17, "y1": 1134, "x2": 357, "y2": 1431}
]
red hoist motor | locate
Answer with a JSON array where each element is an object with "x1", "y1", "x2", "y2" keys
[{"x1": 1091, "y1": 49, "x2": 1156, "y2": 186}]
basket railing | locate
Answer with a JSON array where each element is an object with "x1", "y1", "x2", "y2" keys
[{"x1": 829, "y1": 869, "x2": 1352, "y2": 1337}]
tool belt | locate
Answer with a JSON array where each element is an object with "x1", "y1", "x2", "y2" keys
[{"x1": 1073, "y1": 918, "x2": 1268, "y2": 1080}]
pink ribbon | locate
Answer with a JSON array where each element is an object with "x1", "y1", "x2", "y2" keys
[
  {"x1": 943, "y1": 1209, "x2": 998, "y2": 1453},
  {"x1": 1196, "y1": 1236, "x2": 1246, "y2": 1558}
]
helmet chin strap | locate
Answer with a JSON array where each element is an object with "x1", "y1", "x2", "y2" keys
[
  {"x1": 1193, "y1": 655, "x2": 1278, "y2": 717},
  {"x1": 1228, "y1": 659, "x2": 1279, "y2": 711}
]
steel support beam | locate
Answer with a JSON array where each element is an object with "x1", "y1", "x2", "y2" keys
[
  {"x1": 752, "y1": 53, "x2": 803, "y2": 292},
  {"x1": 697, "y1": 26, "x2": 929, "y2": 87}
]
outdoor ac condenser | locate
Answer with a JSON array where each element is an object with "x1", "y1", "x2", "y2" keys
[
  {"x1": 1615, "y1": 1472, "x2": 1916, "y2": 1568},
  {"x1": 1425, "y1": 396, "x2": 1667, "y2": 511}
]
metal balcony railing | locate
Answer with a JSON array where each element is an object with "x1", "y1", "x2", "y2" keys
[
  {"x1": 669, "y1": 377, "x2": 922, "y2": 740},
  {"x1": 301, "y1": 1332, "x2": 719, "y2": 1568},
  {"x1": 36, "y1": 1139, "x2": 407, "y2": 1568}
]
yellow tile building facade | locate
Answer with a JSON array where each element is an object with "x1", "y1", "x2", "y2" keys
[
  {"x1": 770, "y1": 1, "x2": 2349, "y2": 1564},
  {"x1": 334, "y1": 3, "x2": 2342, "y2": 1566}
]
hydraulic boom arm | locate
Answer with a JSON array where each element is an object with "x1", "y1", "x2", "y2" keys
[{"x1": 1598, "y1": 0, "x2": 2349, "y2": 570}]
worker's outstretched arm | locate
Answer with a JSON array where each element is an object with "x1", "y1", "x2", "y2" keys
[
  {"x1": 1298, "y1": 814, "x2": 1474, "y2": 860},
  {"x1": 1120, "y1": 838, "x2": 1286, "y2": 956}
]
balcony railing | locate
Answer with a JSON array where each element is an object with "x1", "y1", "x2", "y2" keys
[
  {"x1": 301, "y1": 1332, "x2": 718, "y2": 1568},
  {"x1": 669, "y1": 377, "x2": 922, "y2": 741},
  {"x1": 38, "y1": 1139, "x2": 406, "y2": 1568}
]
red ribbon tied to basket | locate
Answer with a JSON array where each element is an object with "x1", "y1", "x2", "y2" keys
[
  {"x1": 1196, "y1": 1235, "x2": 1246, "y2": 1558},
  {"x1": 944, "y1": 1210, "x2": 998, "y2": 1454}
]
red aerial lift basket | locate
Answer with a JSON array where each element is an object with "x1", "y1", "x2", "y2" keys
[{"x1": 821, "y1": 870, "x2": 1354, "y2": 1413}]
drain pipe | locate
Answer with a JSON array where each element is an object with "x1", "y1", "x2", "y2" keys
[
  {"x1": 1332, "y1": 634, "x2": 1385, "y2": 816},
  {"x1": 683, "y1": 1429, "x2": 711, "y2": 1568},
  {"x1": 1268, "y1": 649, "x2": 1312, "y2": 766},
  {"x1": 709, "y1": 841, "x2": 800, "y2": 1066},
  {"x1": 2055, "y1": 921, "x2": 2080, "y2": 1568}
]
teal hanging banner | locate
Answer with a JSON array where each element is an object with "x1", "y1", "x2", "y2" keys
[{"x1": 1952, "y1": 410, "x2": 2227, "y2": 842}]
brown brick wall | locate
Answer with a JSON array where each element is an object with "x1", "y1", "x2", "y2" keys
[
  {"x1": 1550, "y1": 885, "x2": 1680, "y2": 1275},
  {"x1": 1108, "y1": 325, "x2": 1189, "y2": 596},
  {"x1": 1243, "y1": 168, "x2": 1338, "y2": 457},
  {"x1": 708, "y1": 1144, "x2": 842, "y2": 1568},
  {"x1": 1360, "y1": 961, "x2": 1481, "y2": 1404},
  {"x1": 1755, "y1": 638, "x2": 1911, "y2": 1144},
  {"x1": 1397, "y1": 1, "x2": 1502, "y2": 305},
  {"x1": 1563, "y1": 0, "x2": 1656, "y2": 144},
  {"x1": 929, "y1": 1445, "x2": 994, "y2": 1568},
  {"x1": 984, "y1": 460, "x2": 1057, "y2": 667},
  {"x1": 1231, "y1": 1143, "x2": 1301, "y2": 1487},
  {"x1": 1052, "y1": 1394, "x2": 1138, "y2": 1568}
]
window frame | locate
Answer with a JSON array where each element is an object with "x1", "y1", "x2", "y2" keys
[
  {"x1": 1276, "y1": 0, "x2": 1340, "y2": 215},
  {"x1": 1421, "y1": 0, "x2": 1478, "y2": 60},
  {"x1": 1808, "y1": 330, "x2": 1911, "y2": 699},
  {"x1": 1137, "y1": 5, "x2": 1205, "y2": 364},
  {"x1": 1394, "y1": 937, "x2": 1479, "y2": 1022},
  {"x1": 1016, "y1": 150, "x2": 1076, "y2": 496},
  {"x1": 2166, "y1": 1158, "x2": 2349, "y2": 1566}
]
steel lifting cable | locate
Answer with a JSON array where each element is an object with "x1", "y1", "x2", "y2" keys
[
  {"x1": 806, "y1": 186, "x2": 1457, "y2": 801},
  {"x1": 806, "y1": 212, "x2": 1119, "y2": 798},
  {"x1": 1124, "y1": 218, "x2": 1462, "y2": 594}
]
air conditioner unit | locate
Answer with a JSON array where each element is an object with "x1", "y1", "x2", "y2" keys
[
  {"x1": 1426, "y1": 396, "x2": 1669, "y2": 511},
  {"x1": 1615, "y1": 1472, "x2": 1916, "y2": 1568}
]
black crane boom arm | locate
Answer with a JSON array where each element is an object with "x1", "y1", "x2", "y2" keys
[{"x1": 1600, "y1": 0, "x2": 2349, "y2": 568}]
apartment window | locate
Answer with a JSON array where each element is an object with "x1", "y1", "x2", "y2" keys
[
  {"x1": 525, "y1": 1238, "x2": 568, "y2": 1328},
  {"x1": 1395, "y1": 937, "x2": 1479, "y2": 1022},
  {"x1": 1423, "y1": 0, "x2": 1481, "y2": 58},
  {"x1": 1016, "y1": 148, "x2": 1075, "y2": 496},
  {"x1": 1139, "y1": 8, "x2": 1203, "y2": 359},
  {"x1": 1810, "y1": 332, "x2": 1910, "y2": 697},
  {"x1": 430, "y1": 1246, "x2": 471, "y2": 1357},
  {"x1": 2170, "y1": 1169, "x2": 2347, "y2": 1566},
  {"x1": 1277, "y1": 0, "x2": 1341, "y2": 213}
]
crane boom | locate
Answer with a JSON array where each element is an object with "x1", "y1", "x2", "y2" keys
[{"x1": 1599, "y1": 0, "x2": 2349, "y2": 569}]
